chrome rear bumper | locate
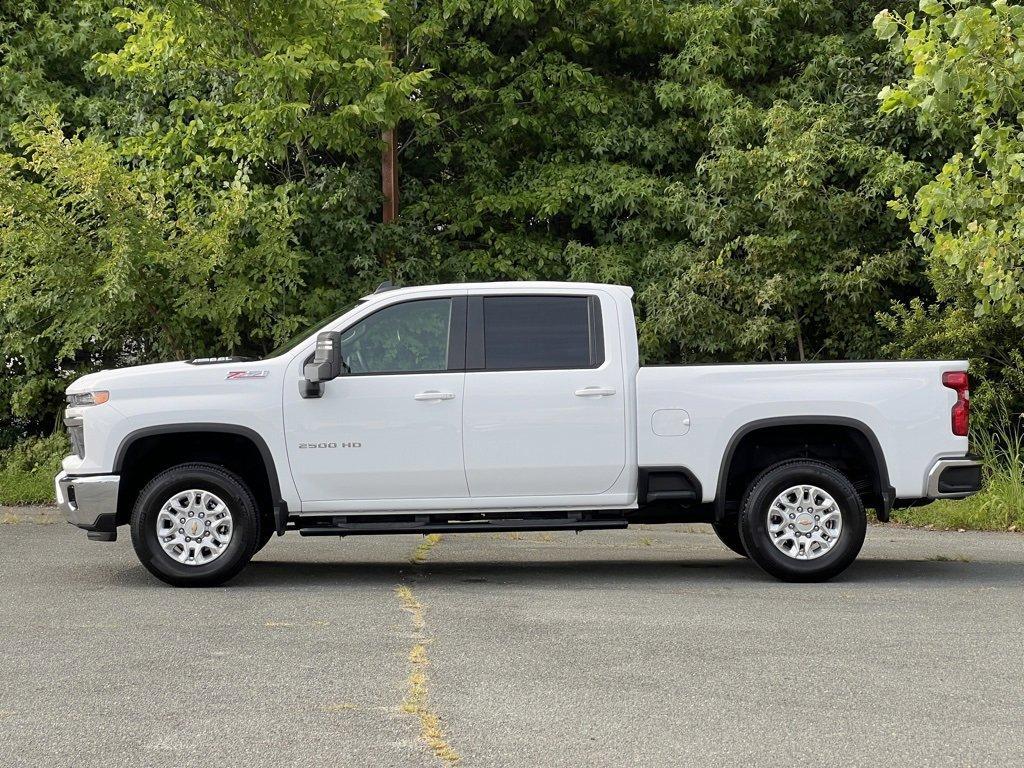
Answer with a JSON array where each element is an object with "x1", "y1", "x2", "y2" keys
[{"x1": 926, "y1": 457, "x2": 983, "y2": 499}]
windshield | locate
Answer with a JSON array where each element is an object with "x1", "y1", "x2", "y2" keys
[{"x1": 263, "y1": 300, "x2": 363, "y2": 359}]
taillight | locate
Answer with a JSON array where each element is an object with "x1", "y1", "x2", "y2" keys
[{"x1": 942, "y1": 371, "x2": 969, "y2": 436}]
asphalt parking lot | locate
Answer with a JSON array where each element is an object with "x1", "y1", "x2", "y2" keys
[{"x1": 1, "y1": 506, "x2": 1023, "y2": 768}]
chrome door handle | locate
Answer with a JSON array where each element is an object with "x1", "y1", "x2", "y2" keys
[
  {"x1": 414, "y1": 391, "x2": 455, "y2": 401},
  {"x1": 574, "y1": 386, "x2": 617, "y2": 397}
]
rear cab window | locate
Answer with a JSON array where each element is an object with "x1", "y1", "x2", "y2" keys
[{"x1": 467, "y1": 294, "x2": 604, "y2": 371}]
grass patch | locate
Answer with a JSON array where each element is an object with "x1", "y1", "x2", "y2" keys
[
  {"x1": 891, "y1": 496, "x2": 1023, "y2": 532},
  {"x1": 0, "y1": 434, "x2": 67, "y2": 505},
  {"x1": 891, "y1": 412, "x2": 1024, "y2": 532},
  {"x1": 394, "y1": 585, "x2": 460, "y2": 764},
  {"x1": 410, "y1": 533, "x2": 442, "y2": 564}
]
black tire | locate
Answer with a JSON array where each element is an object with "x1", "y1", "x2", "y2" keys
[
  {"x1": 711, "y1": 517, "x2": 748, "y2": 557},
  {"x1": 130, "y1": 463, "x2": 258, "y2": 587},
  {"x1": 738, "y1": 459, "x2": 866, "y2": 582}
]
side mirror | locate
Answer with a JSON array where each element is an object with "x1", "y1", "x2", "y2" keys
[{"x1": 300, "y1": 331, "x2": 343, "y2": 399}]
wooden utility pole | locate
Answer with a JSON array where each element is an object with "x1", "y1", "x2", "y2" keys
[{"x1": 382, "y1": 127, "x2": 398, "y2": 223}]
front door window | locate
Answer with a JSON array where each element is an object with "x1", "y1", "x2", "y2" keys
[{"x1": 339, "y1": 299, "x2": 452, "y2": 375}]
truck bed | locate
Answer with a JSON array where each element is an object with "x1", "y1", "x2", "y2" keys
[{"x1": 636, "y1": 360, "x2": 969, "y2": 502}]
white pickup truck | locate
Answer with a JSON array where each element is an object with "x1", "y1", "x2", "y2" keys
[{"x1": 57, "y1": 281, "x2": 981, "y2": 586}]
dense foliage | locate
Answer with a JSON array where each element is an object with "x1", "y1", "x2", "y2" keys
[
  {"x1": 394, "y1": 0, "x2": 932, "y2": 365},
  {"x1": 874, "y1": 0, "x2": 1024, "y2": 422},
  {"x1": 0, "y1": 0, "x2": 428, "y2": 439},
  {"x1": 1, "y1": 0, "x2": 1022, "y2": 443}
]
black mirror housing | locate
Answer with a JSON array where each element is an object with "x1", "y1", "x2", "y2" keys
[
  {"x1": 311, "y1": 331, "x2": 344, "y2": 379},
  {"x1": 300, "y1": 331, "x2": 343, "y2": 398}
]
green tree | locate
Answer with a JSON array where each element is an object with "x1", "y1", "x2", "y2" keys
[
  {"x1": 0, "y1": 0, "x2": 123, "y2": 143},
  {"x1": 0, "y1": 0, "x2": 123, "y2": 440},
  {"x1": 1, "y1": 0, "x2": 948, "y2": 439},
  {"x1": 0, "y1": 0, "x2": 429, "y2": 434},
  {"x1": 875, "y1": 0, "x2": 1024, "y2": 418},
  {"x1": 393, "y1": 0, "x2": 926, "y2": 363}
]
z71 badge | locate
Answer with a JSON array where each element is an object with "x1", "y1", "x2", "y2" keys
[{"x1": 225, "y1": 370, "x2": 269, "y2": 379}]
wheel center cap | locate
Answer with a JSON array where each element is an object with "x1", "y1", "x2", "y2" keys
[
  {"x1": 795, "y1": 514, "x2": 815, "y2": 533},
  {"x1": 186, "y1": 519, "x2": 204, "y2": 538}
]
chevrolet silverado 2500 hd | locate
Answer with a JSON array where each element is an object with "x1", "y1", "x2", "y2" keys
[{"x1": 56, "y1": 282, "x2": 982, "y2": 586}]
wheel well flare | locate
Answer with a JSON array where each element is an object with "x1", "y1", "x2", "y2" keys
[
  {"x1": 114, "y1": 429, "x2": 276, "y2": 526},
  {"x1": 718, "y1": 421, "x2": 888, "y2": 520}
]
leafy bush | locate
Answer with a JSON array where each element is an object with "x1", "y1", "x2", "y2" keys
[{"x1": 0, "y1": 433, "x2": 67, "y2": 505}]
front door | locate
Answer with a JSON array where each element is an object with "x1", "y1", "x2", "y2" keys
[{"x1": 283, "y1": 296, "x2": 468, "y2": 505}]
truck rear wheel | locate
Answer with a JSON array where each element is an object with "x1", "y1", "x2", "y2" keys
[
  {"x1": 737, "y1": 459, "x2": 866, "y2": 582},
  {"x1": 129, "y1": 463, "x2": 258, "y2": 587},
  {"x1": 711, "y1": 518, "x2": 748, "y2": 557}
]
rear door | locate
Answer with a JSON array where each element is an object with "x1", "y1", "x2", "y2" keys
[{"x1": 462, "y1": 291, "x2": 627, "y2": 499}]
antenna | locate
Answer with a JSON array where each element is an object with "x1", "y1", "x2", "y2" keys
[{"x1": 374, "y1": 281, "x2": 396, "y2": 294}]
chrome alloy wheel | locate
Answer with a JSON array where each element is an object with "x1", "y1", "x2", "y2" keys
[
  {"x1": 155, "y1": 490, "x2": 234, "y2": 566},
  {"x1": 767, "y1": 484, "x2": 842, "y2": 561}
]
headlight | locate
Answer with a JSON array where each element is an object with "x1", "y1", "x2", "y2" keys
[{"x1": 66, "y1": 391, "x2": 109, "y2": 407}]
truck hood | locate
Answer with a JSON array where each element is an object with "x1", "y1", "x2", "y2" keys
[{"x1": 65, "y1": 359, "x2": 258, "y2": 395}]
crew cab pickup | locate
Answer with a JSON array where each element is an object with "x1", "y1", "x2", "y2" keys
[{"x1": 56, "y1": 282, "x2": 982, "y2": 585}]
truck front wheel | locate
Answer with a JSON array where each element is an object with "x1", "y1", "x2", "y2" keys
[
  {"x1": 129, "y1": 463, "x2": 259, "y2": 587},
  {"x1": 737, "y1": 460, "x2": 866, "y2": 582}
]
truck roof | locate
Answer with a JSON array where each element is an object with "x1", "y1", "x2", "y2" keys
[{"x1": 359, "y1": 281, "x2": 634, "y2": 301}]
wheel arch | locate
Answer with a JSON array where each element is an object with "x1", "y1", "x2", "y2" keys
[
  {"x1": 715, "y1": 416, "x2": 893, "y2": 523},
  {"x1": 113, "y1": 424, "x2": 285, "y2": 531}
]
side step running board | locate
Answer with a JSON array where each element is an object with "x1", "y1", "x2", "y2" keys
[{"x1": 296, "y1": 516, "x2": 628, "y2": 537}]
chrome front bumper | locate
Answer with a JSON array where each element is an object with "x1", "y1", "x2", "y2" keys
[
  {"x1": 926, "y1": 457, "x2": 983, "y2": 499},
  {"x1": 55, "y1": 471, "x2": 120, "y2": 530}
]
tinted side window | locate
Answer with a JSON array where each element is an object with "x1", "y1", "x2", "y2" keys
[
  {"x1": 340, "y1": 299, "x2": 452, "y2": 374},
  {"x1": 483, "y1": 296, "x2": 599, "y2": 370}
]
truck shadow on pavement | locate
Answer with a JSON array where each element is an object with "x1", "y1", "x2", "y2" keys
[{"x1": 214, "y1": 556, "x2": 1024, "y2": 589}]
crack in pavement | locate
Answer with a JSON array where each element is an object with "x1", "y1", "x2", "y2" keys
[{"x1": 396, "y1": 535, "x2": 461, "y2": 764}]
